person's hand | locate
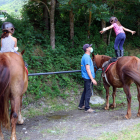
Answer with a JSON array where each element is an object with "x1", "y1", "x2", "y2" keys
[
  {"x1": 100, "y1": 31, "x2": 104, "y2": 34},
  {"x1": 92, "y1": 79, "x2": 97, "y2": 86},
  {"x1": 132, "y1": 31, "x2": 136, "y2": 35}
]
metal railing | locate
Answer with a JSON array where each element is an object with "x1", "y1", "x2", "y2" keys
[
  {"x1": 28, "y1": 69, "x2": 102, "y2": 76},
  {"x1": 28, "y1": 68, "x2": 102, "y2": 96},
  {"x1": 28, "y1": 70, "x2": 81, "y2": 76}
]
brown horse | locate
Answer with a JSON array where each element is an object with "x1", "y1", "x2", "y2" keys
[
  {"x1": 0, "y1": 52, "x2": 28, "y2": 140},
  {"x1": 92, "y1": 53, "x2": 140, "y2": 119}
]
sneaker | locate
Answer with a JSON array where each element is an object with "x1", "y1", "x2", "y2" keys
[
  {"x1": 78, "y1": 106, "x2": 85, "y2": 110},
  {"x1": 85, "y1": 108, "x2": 96, "y2": 113}
]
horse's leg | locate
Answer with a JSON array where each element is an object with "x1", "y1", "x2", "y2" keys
[
  {"x1": 110, "y1": 87, "x2": 116, "y2": 108},
  {"x1": 123, "y1": 85, "x2": 131, "y2": 119},
  {"x1": 136, "y1": 84, "x2": 140, "y2": 117},
  {"x1": 0, "y1": 126, "x2": 4, "y2": 140},
  {"x1": 104, "y1": 81, "x2": 110, "y2": 110},
  {"x1": 10, "y1": 97, "x2": 20, "y2": 140},
  {"x1": 17, "y1": 96, "x2": 24, "y2": 124}
]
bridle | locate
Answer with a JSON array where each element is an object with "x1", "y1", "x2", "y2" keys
[
  {"x1": 92, "y1": 58, "x2": 99, "y2": 73},
  {"x1": 92, "y1": 57, "x2": 103, "y2": 84}
]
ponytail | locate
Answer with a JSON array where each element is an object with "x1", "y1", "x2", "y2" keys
[{"x1": 1, "y1": 30, "x2": 9, "y2": 39}]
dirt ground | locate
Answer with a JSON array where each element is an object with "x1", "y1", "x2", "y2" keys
[{"x1": 2, "y1": 86, "x2": 140, "y2": 140}]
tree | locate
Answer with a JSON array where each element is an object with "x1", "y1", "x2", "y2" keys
[
  {"x1": 29, "y1": 0, "x2": 56, "y2": 49},
  {"x1": 42, "y1": 0, "x2": 49, "y2": 31},
  {"x1": 50, "y1": 0, "x2": 56, "y2": 49},
  {"x1": 69, "y1": 0, "x2": 74, "y2": 47}
]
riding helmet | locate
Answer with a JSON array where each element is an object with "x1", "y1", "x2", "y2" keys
[
  {"x1": 109, "y1": 17, "x2": 118, "y2": 24},
  {"x1": 1, "y1": 22, "x2": 15, "y2": 34}
]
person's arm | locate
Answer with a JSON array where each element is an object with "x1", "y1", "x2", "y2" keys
[
  {"x1": 100, "y1": 25, "x2": 114, "y2": 34},
  {"x1": 86, "y1": 65, "x2": 97, "y2": 85},
  {"x1": 0, "y1": 38, "x2": 2, "y2": 47},
  {"x1": 14, "y1": 38, "x2": 17, "y2": 47},
  {"x1": 122, "y1": 27, "x2": 136, "y2": 35}
]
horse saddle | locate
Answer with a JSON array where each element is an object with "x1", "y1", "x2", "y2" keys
[{"x1": 102, "y1": 57, "x2": 118, "y2": 77}]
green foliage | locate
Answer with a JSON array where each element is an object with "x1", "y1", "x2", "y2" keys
[
  {"x1": 0, "y1": 0, "x2": 27, "y2": 16},
  {"x1": 21, "y1": 1, "x2": 45, "y2": 29},
  {"x1": 0, "y1": 0, "x2": 139, "y2": 102}
]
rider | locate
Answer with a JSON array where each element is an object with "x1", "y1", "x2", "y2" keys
[
  {"x1": 1, "y1": 22, "x2": 18, "y2": 53},
  {"x1": 1, "y1": 22, "x2": 28, "y2": 68},
  {"x1": 100, "y1": 17, "x2": 136, "y2": 57}
]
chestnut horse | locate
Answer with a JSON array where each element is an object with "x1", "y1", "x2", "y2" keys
[
  {"x1": 92, "y1": 53, "x2": 140, "y2": 119},
  {"x1": 0, "y1": 52, "x2": 28, "y2": 140}
]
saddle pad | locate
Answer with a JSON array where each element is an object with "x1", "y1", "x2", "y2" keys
[{"x1": 105, "y1": 61, "x2": 117, "y2": 73}]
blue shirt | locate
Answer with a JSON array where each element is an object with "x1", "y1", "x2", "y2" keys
[{"x1": 81, "y1": 54, "x2": 95, "y2": 79}]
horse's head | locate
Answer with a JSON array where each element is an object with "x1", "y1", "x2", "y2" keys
[{"x1": 92, "y1": 53, "x2": 111, "y2": 72}]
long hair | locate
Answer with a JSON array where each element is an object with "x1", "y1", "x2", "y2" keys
[
  {"x1": 116, "y1": 20, "x2": 122, "y2": 26},
  {"x1": 1, "y1": 30, "x2": 9, "y2": 39}
]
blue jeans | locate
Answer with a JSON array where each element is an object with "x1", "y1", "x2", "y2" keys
[
  {"x1": 114, "y1": 33, "x2": 126, "y2": 50},
  {"x1": 79, "y1": 78, "x2": 92, "y2": 111}
]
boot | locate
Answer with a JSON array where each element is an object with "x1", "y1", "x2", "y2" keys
[
  {"x1": 120, "y1": 50, "x2": 124, "y2": 57},
  {"x1": 115, "y1": 50, "x2": 120, "y2": 57}
]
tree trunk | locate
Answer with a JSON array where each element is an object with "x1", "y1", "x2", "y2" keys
[
  {"x1": 43, "y1": 0, "x2": 49, "y2": 32},
  {"x1": 50, "y1": 0, "x2": 56, "y2": 49},
  {"x1": 101, "y1": 19, "x2": 107, "y2": 44},
  {"x1": 138, "y1": 18, "x2": 140, "y2": 36},
  {"x1": 108, "y1": 29, "x2": 112, "y2": 45},
  {"x1": 69, "y1": 0, "x2": 74, "y2": 48},
  {"x1": 88, "y1": 8, "x2": 92, "y2": 38}
]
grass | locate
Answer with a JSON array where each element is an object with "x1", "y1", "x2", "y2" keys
[
  {"x1": 41, "y1": 126, "x2": 67, "y2": 136},
  {"x1": 78, "y1": 137, "x2": 95, "y2": 140},
  {"x1": 22, "y1": 93, "x2": 78, "y2": 118},
  {"x1": 91, "y1": 124, "x2": 102, "y2": 127},
  {"x1": 97, "y1": 123, "x2": 140, "y2": 140},
  {"x1": 22, "y1": 80, "x2": 140, "y2": 119}
]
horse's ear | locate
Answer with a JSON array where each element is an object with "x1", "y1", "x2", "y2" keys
[{"x1": 21, "y1": 50, "x2": 25, "y2": 55}]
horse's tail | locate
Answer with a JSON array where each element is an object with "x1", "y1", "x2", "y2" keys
[
  {"x1": 0, "y1": 55, "x2": 10, "y2": 129},
  {"x1": 122, "y1": 58, "x2": 140, "y2": 85}
]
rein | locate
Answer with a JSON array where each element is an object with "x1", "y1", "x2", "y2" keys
[
  {"x1": 93, "y1": 59, "x2": 99, "y2": 73},
  {"x1": 92, "y1": 58, "x2": 102, "y2": 84}
]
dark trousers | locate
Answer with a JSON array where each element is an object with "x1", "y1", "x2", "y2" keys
[
  {"x1": 114, "y1": 33, "x2": 126, "y2": 50},
  {"x1": 79, "y1": 78, "x2": 92, "y2": 111}
]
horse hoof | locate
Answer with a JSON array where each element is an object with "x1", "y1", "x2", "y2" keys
[
  {"x1": 18, "y1": 119, "x2": 24, "y2": 124},
  {"x1": 109, "y1": 103, "x2": 116, "y2": 108},
  {"x1": 10, "y1": 136, "x2": 17, "y2": 140},
  {"x1": 125, "y1": 115, "x2": 130, "y2": 119},
  {"x1": 137, "y1": 113, "x2": 140, "y2": 117},
  {"x1": 0, "y1": 135, "x2": 4, "y2": 140},
  {"x1": 105, "y1": 107, "x2": 109, "y2": 110}
]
